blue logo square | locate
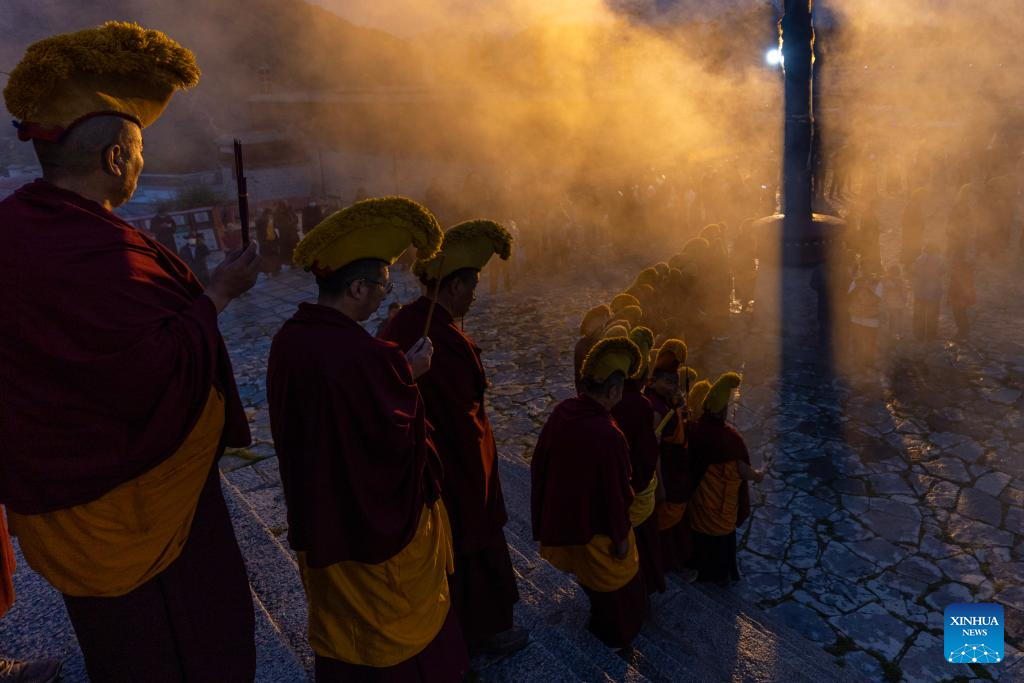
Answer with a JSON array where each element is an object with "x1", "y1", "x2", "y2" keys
[{"x1": 944, "y1": 603, "x2": 1003, "y2": 664}]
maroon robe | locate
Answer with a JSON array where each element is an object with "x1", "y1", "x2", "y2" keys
[
  {"x1": 531, "y1": 396, "x2": 645, "y2": 647},
  {"x1": 379, "y1": 296, "x2": 517, "y2": 641},
  {"x1": 268, "y1": 303, "x2": 468, "y2": 680},
  {"x1": 610, "y1": 381, "x2": 665, "y2": 594},
  {"x1": 267, "y1": 303, "x2": 442, "y2": 567},
  {"x1": 645, "y1": 389, "x2": 695, "y2": 572},
  {"x1": 531, "y1": 396, "x2": 633, "y2": 548},
  {"x1": 0, "y1": 180, "x2": 249, "y2": 514},
  {"x1": 0, "y1": 180, "x2": 254, "y2": 677}
]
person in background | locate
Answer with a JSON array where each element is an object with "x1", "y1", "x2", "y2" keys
[
  {"x1": 847, "y1": 261, "x2": 884, "y2": 371},
  {"x1": 274, "y1": 201, "x2": 300, "y2": 267},
  {"x1": 912, "y1": 243, "x2": 945, "y2": 342},
  {"x1": 301, "y1": 201, "x2": 323, "y2": 237},
  {"x1": 375, "y1": 302, "x2": 403, "y2": 338},
  {"x1": 256, "y1": 207, "x2": 280, "y2": 275},
  {"x1": 948, "y1": 254, "x2": 976, "y2": 341},
  {"x1": 882, "y1": 263, "x2": 907, "y2": 342},
  {"x1": 178, "y1": 229, "x2": 211, "y2": 286},
  {"x1": 151, "y1": 207, "x2": 178, "y2": 252}
]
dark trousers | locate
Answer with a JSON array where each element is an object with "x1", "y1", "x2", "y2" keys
[
  {"x1": 635, "y1": 516, "x2": 665, "y2": 594},
  {"x1": 913, "y1": 299, "x2": 940, "y2": 340},
  {"x1": 448, "y1": 528, "x2": 519, "y2": 644},
  {"x1": 314, "y1": 608, "x2": 469, "y2": 683},
  {"x1": 691, "y1": 529, "x2": 739, "y2": 583},
  {"x1": 62, "y1": 467, "x2": 256, "y2": 683},
  {"x1": 582, "y1": 572, "x2": 647, "y2": 649}
]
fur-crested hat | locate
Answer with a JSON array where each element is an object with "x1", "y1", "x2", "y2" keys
[
  {"x1": 580, "y1": 304, "x2": 612, "y2": 337},
  {"x1": 414, "y1": 219, "x2": 513, "y2": 282},
  {"x1": 687, "y1": 379, "x2": 712, "y2": 421},
  {"x1": 603, "y1": 322, "x2": 631, "y2": 337},
  {"x1": 5, "y1": 22, "x2": 200, "y2": 142},
  {"x1": 618, "y1": 305, "x2": 643, "y2": 327},
  {"x1": 632, "y1": 267, "x2": 660, "y2": 289},
  {"x1": 611, "y1": 293, "x2": 640, "y2": 314},
  {"x1": 628, "y1": 326, "x2": 655, "y2": 378},
  {"x1": 703, "y1": 371, "x2": 741, "y2": 415},
  {"x1": 679, "y1": 366, "x2": 698, "y2": 389},
  {"x1": 294, "y1": 197, "x2": 442, "y2": 276},
  {"x1": 652, "y1": 339, "x2": 687, "y2": 374},
  {"x1": 625, "y1": 283, "x2": 655, "y2": 305},
  {"x1": 653, "y1": 262, "x2": 670, "y2": 279},
  {"x1": 580, "y1": 337, "x2": 642, "y2": 383}
]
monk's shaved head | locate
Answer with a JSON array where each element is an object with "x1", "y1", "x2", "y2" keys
[
  {"x1": 31, "y1": 115, "x2": 144, "y2": 208},
  {"x1": 33, "y1": 116, "x2": 140, "y2": 179}
]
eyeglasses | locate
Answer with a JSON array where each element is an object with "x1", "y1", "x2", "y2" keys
[{"x1": 361, "y1": 278, "x2": 394, "y2": 294}]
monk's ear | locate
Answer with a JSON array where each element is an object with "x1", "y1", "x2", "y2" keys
[{"x1": 102, "y1": 144, "x2": 124, "y2": 177}]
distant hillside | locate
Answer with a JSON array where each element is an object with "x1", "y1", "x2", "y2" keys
[{"x1": 1, "y1": 0, "x2": 421, "y2": 172}]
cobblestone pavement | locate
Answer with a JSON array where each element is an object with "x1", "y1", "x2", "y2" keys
[{"x1": 217, "y1": 201, "x2": 1024, "y2": 682}]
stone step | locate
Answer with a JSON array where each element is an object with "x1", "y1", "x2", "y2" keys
[
  {"x1": 220, "y1": 473, "x2": 313, "y2": 679},
  {"x1": 0, "y1": 480, "x2": 308, "y2": 682},
  {"x1": 495, "y1": 454, "x2": 861, "y2": 683}
]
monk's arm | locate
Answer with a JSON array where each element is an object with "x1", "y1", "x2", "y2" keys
[{"x1": 736, "y1": 459, "x2": 764, "y2": 483}]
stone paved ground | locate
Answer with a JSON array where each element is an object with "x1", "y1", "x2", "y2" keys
[
  {"x1": 4, "y1": 195, "x2": 1022, "y2": 682},
  {"x1": 214, "y1": 194, "x2": 1024, "y2": 682}
]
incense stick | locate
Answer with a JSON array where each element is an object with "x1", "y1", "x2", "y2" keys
[{"x1": 422, "y1": 253, "x2": 447, "y2": 339}]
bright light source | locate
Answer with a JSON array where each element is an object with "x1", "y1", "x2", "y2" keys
[{"x1": 765, "y1": 48, "x2": 784, "y2": 67}]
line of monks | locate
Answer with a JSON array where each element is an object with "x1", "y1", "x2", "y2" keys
[{"x1": 0, "y1": 21, "x2": 762, "y2": 683}]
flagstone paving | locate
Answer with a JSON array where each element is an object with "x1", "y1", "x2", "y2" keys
[
  {"x1": 3, "y1": 195, "x2": 1023, "y2": 681},
  {"x1": 212, "y1": 234, "x2": 1023, "y2": 681}
]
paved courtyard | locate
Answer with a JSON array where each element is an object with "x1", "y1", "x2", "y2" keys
[{"x1": 215, "y1": 211, "x2": 1023, "y2": 682}]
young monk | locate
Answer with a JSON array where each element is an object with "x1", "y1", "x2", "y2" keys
[
  {"x1": 380, "y1": 220, "x2": 526, "y2": 656},
  {"x1": 687, "y1": 373, "x2": 764, "y2": 584},
  {"x1": 268, "y1": 197, "x2": 469, "y2": 681},
  {"x1": 531, "y1": 337, "x2": 647, "y2": 649},
  {"x1": 645, "y1": 341, "x2": 699, "y2": 580},
  {"x1": 609, "y1": 327, "x2": 664, "y2": 594}
]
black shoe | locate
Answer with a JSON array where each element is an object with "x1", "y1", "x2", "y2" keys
[{"x1": 0, "y1": 657, "x2": 63, "y2": 683}]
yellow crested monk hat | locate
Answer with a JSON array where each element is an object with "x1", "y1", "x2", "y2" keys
[
  {"x1": 4, "y1": 22, "x2": 200, "y2": 142},
  {"x1": 703, "y1": 371, "x2": 741, "y2": 415},
  {"x1": 293, "y1": 197, "x2": 442, "y2": 277},
  {"x1": 687, "y1": 379, "x2": 712, "y2": 421},
  {"x1": 580, "y1": 337, "x2": 642, "y2": 384},
  {"x1": 610, "y1": 293, "x2": 640, "y2": 315},
  {"x1": 414, "y1": 219, "x2": 513, "y2": 282},
  {"x1": 628, "y1": 326, "x2": 655, "y2": 378},
  {"x1": 652, "y1": 339, "x2": 687, "y2": 374}
]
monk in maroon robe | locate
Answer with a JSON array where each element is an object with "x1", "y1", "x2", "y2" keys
[
  {"x1": 0, "y1": 178, "x2": 258, "y2": 678},
  {"x1": 268, "y1": 198, "x2": 468, "y2": 682},
  {"x1": 381, "y1": 276, "x2": 524, "y2": 654},
  {"x1": 532, "y1": 338, "x2": 646, "y2": 649},
  {"x1": 610, "y1": 376, "x2": 665, "y2": 594}
]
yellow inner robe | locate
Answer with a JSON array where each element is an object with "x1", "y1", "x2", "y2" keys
[
  {"x1": 10, "y1": 387, "x2": 224, "y2": 598},
  {"x1": 541, "y1": 529, "x2": 639, "y2": 593},
  {"x1": 298, "y1": 500, "x2": 454, "y2": 668},
  {"x1": 688, "y1": 461, "x2": 742, "y2": 537},
  {"x1": 628, "y1": 473, "x2": 658, "y2": 528}
]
